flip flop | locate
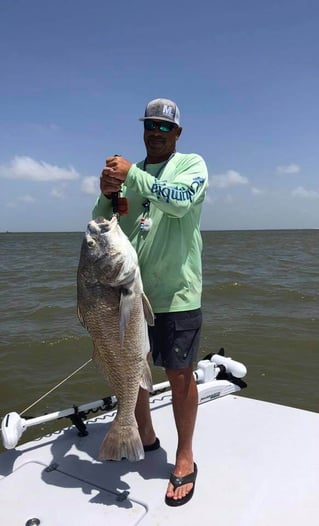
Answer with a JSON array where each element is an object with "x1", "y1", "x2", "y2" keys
[
  {"x1": 143, "y1": 437, "x2": 160, "y2": 452},
  {"x1": 165, "y1": 462, "x2": 198, "y2": 507}
]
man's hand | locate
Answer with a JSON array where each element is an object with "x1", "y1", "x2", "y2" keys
[{"x1": 100, "y1": 156, "x2": 132, "y2": 196}]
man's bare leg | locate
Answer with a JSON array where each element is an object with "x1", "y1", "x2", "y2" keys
[
  {"x1": 165, "y1": 366, "x2": 198, "y2": 501},
  {"x1": 135, "y1": 387, "x2": 157, "y2": 447}
]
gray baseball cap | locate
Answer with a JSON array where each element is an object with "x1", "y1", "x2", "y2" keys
[{"x1": 139, "y1": 98, "x2": 181, "y2": 125}]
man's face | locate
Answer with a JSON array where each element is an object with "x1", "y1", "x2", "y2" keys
[{"x1": 143, "y1": 120, "x2": 182, "y2": 162}]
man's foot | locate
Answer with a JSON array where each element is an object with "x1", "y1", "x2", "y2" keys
[
  {"x1": 143, "y1": 437, "x2": 160, "y2": 452},
  {"x1": 165, "y1": 463, "x2": 197, "y2": 507}
]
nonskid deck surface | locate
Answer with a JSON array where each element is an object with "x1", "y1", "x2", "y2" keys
[{"x1": 1, "y1": 393, "x2": 319, "y2": 525}]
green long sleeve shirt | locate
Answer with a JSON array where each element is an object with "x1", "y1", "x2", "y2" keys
[{"x1": 92, "y1": 152, "x2": 208, "y2": 313}]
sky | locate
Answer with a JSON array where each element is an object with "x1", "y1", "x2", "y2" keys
[{"x1": 0, "y1": 0, "x2": 318, "y2": 231}]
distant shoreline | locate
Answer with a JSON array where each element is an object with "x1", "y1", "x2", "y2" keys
[{"x1": 1, "y1": 228, "x2": 318, "y2": 235}]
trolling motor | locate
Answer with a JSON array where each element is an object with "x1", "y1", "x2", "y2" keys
[
  {"x1": 195, "y1": 348, "x2": 247, "y2": 384},
  {"x1": 1, "y1": 396, "x2": 117, "y2": 450}
]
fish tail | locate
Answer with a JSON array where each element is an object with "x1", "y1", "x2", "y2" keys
[
  {"x1": 98, "y1": 420, "x2": 144, "y2": 462},
  {"x1": 139, "y1": 360, "x2": 153, "y2": 392}
]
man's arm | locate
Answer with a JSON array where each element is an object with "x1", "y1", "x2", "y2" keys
[
  {"x1": 92, "y1": 156, "x2": 132, "y2": 219},
  {"x1": 125, "y1": 154, "x2": 208, "y2": 218}
]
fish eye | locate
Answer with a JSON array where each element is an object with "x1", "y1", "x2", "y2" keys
[{"x1": 99, "y1": 224, "x2": 110, "y2": 234}]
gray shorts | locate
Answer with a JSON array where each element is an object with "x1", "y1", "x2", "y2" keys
[{"x1": 149, "y1": 308, "x2": 202, "y2": 370}]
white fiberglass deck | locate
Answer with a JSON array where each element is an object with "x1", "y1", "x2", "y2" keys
[{"x1": 1, "y1": 392, "x2": 319, "y2": 525}]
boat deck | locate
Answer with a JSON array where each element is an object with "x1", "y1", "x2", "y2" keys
[{"x1": 1, "y1": 392, "x2": 319, "y2": 525}]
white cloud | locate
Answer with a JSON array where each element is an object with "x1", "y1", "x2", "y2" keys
[
  {"x1": 51, "y1": 185, "x2": 66, "y2": 199},
  {"x1": 0, "y1": 156, "x2": 80, "y2": 181},
  {"x1": 7, "y1": 194, "x2": 36, "y2": 208},
  {"x1": 210, "y1": 170, "x2": 248, "y2": 188},
  {"x1": 276, "y1": 163, "x2": 300, "y2": 174},
  {"x1": 292, "y1": 186, "x2": 319, "y2": 199},
  {"x1": 19, "y1": 194, "x2": 36, "y2": 204},
  {"x1": 81, "y1": 176, "x2": 100, "y2": 195},
  {"x1": 251, "y1": 187, "x2": 264, "y2": 195}
]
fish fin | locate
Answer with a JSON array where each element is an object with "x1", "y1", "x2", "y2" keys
[
  {"x1": 119, "y1": 286, "x2": 136, "y2": 347},
  {"x1": 142, "y1": 292, "x2": 155, "y2": 326},
  {"x1": 77, "y1": 305, "x2": 87, "y2": 329},
  {"x1": 92, "y1": 344, "x2": 112, "y2": 384},
  {"x1": 139, "y1": 359, "x2": 153, "y2": 392},
  {"x1": 98, "y1": 420, "x2": 144, "y2": 462}
]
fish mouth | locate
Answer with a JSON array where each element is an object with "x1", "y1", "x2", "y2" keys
[{"x1": 85, "y1": 216, "x2": 117, "y2": 247}]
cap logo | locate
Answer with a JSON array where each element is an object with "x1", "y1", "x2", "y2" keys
[{"x1": 163, "y1": 104, "x2": 174, "y2": 117}]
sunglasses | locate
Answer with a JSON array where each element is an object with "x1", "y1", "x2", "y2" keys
[{"x1": 144, "y1": 120, "x2": 176, "y2": 133}]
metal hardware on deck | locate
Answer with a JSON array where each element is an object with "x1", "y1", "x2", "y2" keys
[
  {"x1": 68, "y1": 406, "x2": 88, "y2": 437},
  {"x1": 102, "y1": 396, "x2": 117, "y2": 411},
  {"x1": 25, "y1": 518, "x2": 40, "y2": 525},
  {"x1": 116, "y1": 490, "x2": 130, "y2": 502},
  {"x1": 64, "y1": 396, "x2": 117, "y2": 437},
  {"x1": 45, "y1": 463, "x2": 59, "y2": 472}
]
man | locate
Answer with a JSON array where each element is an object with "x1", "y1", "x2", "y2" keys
[{"x1": 93, "y1": 98, "x2": 208, "y2": 506}]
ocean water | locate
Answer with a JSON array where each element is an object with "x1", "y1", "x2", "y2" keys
[{"x1": 1, "y1": 229, "x2": 318, "y2": 449}]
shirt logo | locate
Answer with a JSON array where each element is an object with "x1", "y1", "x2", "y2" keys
[{"x1": 150, "y1": 177, "x2": 206, "y2": 203}]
